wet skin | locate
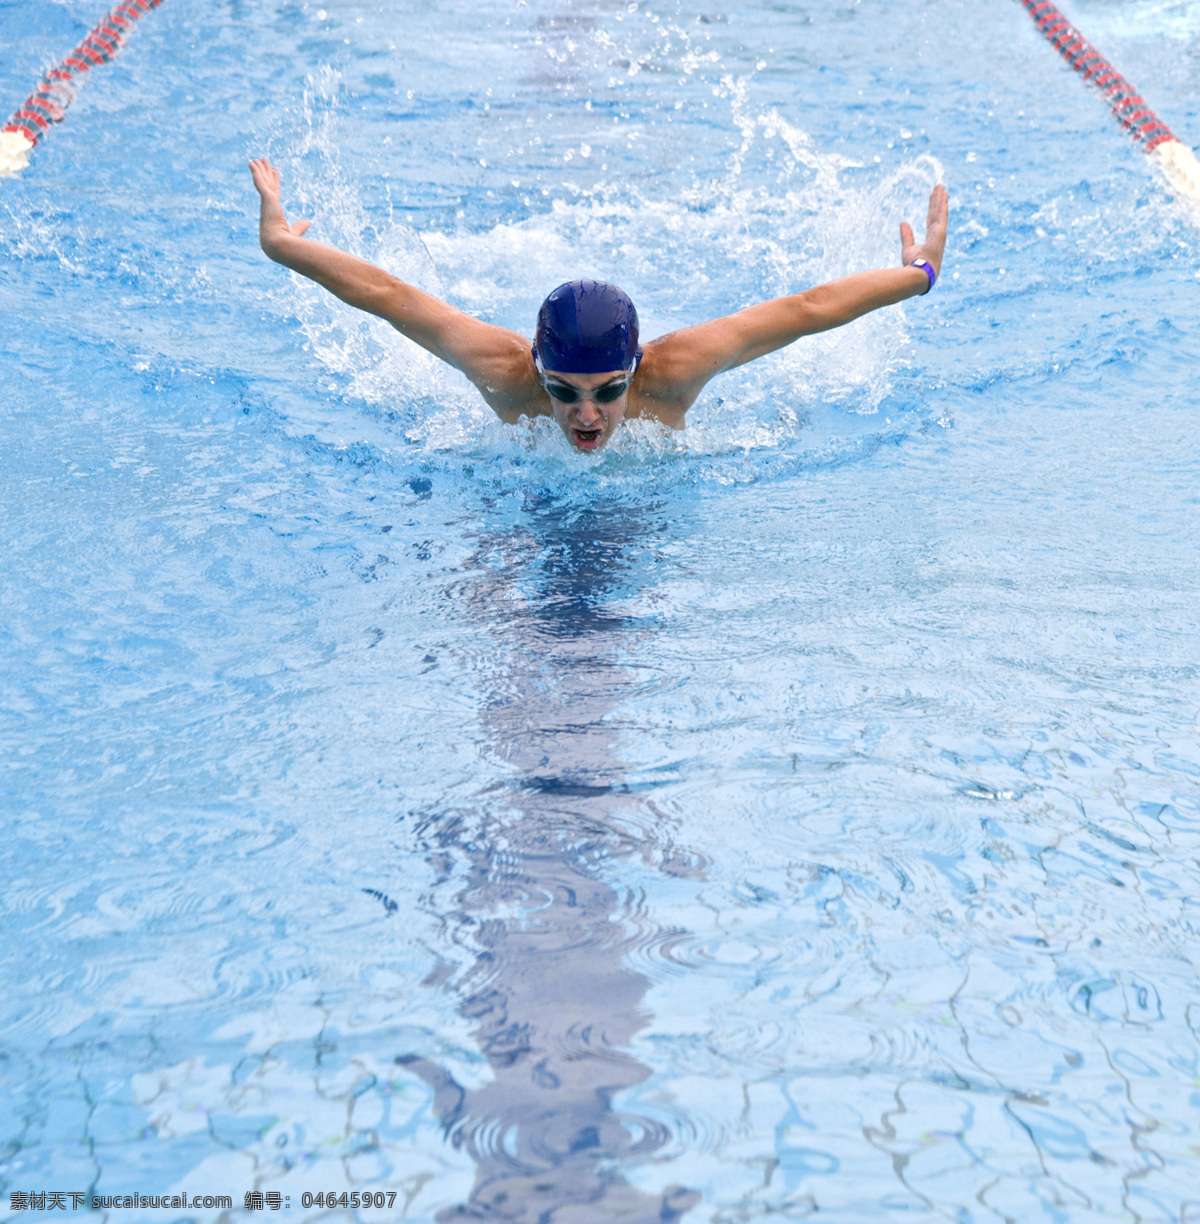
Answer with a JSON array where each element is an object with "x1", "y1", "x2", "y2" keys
[{"x1": 541, "y1": 368, "x2": 632, "y2": 452}]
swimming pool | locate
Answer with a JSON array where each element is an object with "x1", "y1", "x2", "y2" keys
[{"x1": 3, "y1": 0, "x2": 1199, "y2": 1218}]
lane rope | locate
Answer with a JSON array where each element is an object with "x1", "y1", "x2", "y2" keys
[
  {"x1": 1018, "y1": 0, "x2": 1200, "y2": 211},
  {"x1": 1, "y1": 0, "x2": 167, "y2": 177}
]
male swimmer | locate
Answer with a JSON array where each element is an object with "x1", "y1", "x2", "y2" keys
[{"x1": 249, "y1": 157, "x2": 949, "y2": 453}]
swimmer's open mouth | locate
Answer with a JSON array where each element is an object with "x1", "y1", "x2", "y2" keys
[{"x1": 572, "y1": 428, "x2": 604, "y2": 450}]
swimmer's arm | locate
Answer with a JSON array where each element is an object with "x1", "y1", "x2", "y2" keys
[
  {"x1": 638, "y1": 184, "x2": 949, "y2": 419},
  {"x1": 249, "y1": 158, "x2": 542, "y2": 420}
]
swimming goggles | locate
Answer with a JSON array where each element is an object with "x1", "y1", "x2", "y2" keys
[{"x1": 534, "y1": 352, "x2": 639, "y2": 405}]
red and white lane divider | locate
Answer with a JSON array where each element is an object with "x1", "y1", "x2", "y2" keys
[
  {"x1": 1019, "y1": 0, "x2": 1200, "y2": 209},
  {"x1": 1, "y1": 0, "x2": 167, "y2": 176}
]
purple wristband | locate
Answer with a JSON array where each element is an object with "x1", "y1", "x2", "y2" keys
[{"x1": 911, "y1": 258, "x2": 936, "y2": 294}]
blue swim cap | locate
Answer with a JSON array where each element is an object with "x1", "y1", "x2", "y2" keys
[{"x1": 534, "y1": 279, "x2": 641, "y2": 374}]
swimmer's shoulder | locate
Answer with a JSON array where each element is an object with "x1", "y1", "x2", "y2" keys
[
  {"x1": 471, "y1": 331, "x2": 552, "y2": 424},
  {"x1": 626, "y1": 335, "x2": 704, "y2": 428}
]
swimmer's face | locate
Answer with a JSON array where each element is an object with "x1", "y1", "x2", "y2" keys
[{"x1": 541, "y1": 368, "x2": 633, "y2": 453}]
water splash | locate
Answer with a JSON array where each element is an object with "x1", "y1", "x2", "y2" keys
[{"x1": 265, "y1": 63, "x2": 945, "y2": 493}]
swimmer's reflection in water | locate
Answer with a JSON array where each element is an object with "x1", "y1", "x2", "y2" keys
[
  {"x1": 248, "y1": 157, "x2": 949, "y2": 453},
  {"x1": 401, "y1": 503, "x2": 701, "y2": 1222}
]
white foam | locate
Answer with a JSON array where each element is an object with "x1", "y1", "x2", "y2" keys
[
  {"x1": 1151, "y1": 138, "x2": 1200, "y2": 221},
  {"x1": 0, "y1": 130, "x2": 34, "y2": 177}
]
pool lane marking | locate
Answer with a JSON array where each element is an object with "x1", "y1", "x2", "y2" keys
[
  {"x1": 1018, "y1": 0, "x2": 1200, "y2": 211},
  {"x1": 1, "y1": 0, "x2": 167, "y2": 177}
]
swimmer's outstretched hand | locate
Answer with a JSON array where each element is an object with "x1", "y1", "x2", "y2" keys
[
  {"x1": 249, "y1": 156, "x2": 311, "y2": 257},
  {"x1": 900, "y1": 183, "x2": 949, "y2": 276}
]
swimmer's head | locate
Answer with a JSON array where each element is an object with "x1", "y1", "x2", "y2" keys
[
  {"x1": 534, "y1": 280, "x2": 642, "y2": 453},
  {"x1": 534, "y1": 279, "x2": 641, "y2": 374}
]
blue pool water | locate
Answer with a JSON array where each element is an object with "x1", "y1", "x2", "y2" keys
[{"x1": 3, "y1": 0, "x2": 1200, "y2": 1219}]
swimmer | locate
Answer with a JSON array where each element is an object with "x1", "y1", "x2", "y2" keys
[{"x1": 249, "y1": 157, "x2": 948, "y2": 452}]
